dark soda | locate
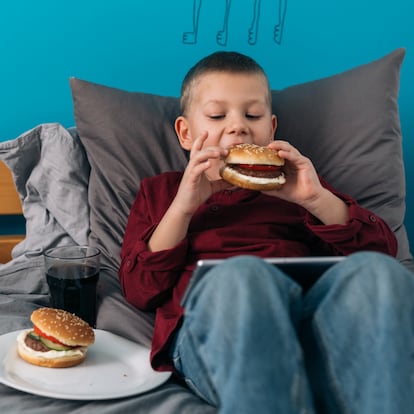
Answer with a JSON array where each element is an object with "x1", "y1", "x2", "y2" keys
[{"x1": 46, "y1": 263, "x2": 99, "y2": 327}]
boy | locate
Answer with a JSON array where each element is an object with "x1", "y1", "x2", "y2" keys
[{"x1": 119, "y1": 52, "x2": 414, "y2": 413}]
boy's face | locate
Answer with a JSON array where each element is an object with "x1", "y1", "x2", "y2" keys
[{"x1": 176, "y1": 72, "x2": 277, "y2": 180}]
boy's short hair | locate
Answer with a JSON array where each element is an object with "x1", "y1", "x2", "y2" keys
[{"x1": 180, "y1": 51, "x2": 271, "y2": 114}]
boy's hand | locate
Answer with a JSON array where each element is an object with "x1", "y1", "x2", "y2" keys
[
  {"x1": 264, "y1": 140, "x2": 322, "y2": 204},
  {"x1": 173, "y1": 131, "x2": 230, "y2": 216},
  {"x1": 264, "y1": 141, "x2": 349, "y2": 225},
  {"x1": 148, "y1": 131, "x2": 230, "y2": 252}
]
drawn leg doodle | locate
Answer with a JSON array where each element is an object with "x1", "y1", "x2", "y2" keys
[
  {"x1": 182, "y1": 0, "x2": 288, "y2": 46},
  {"x1": 183, "y1": 0, "x2": 203, "y2": 44},
  {"x1": 274, "y1": 0, "x2": 287, "y2": 44},
  {"x1": 217, "y1": 0, "x2": 232, "y2": 46},
  {"x1": 248, "y1": 0, "x2": 261, "y2": 45}
]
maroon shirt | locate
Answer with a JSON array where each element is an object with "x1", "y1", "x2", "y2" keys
[{"x1": 119, "y1": 172, "x2": 397, "y2": 371}]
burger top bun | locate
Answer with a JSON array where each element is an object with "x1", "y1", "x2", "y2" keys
[
  {"x1": 31, "y1": 308, "x2": 95, "y2": 347},
  {"x1": 225, "y1": 143, "x2": 285, "y2": 166}
]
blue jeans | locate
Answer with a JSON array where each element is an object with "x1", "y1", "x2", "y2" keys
[{"x1": 170, "y1": 252, "x2": 414, "y2": 414}]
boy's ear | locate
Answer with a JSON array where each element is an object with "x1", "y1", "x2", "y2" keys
[
  {"x1": 272, "y1": 114, "x2": 277, "y2": 138},
  {"x1": 175, "y1": 116, "x2": 193, "y2": 151}
]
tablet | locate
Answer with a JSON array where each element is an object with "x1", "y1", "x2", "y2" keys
[{"x1": 181, "y1": 256, "x2": 346, "y2": 304}]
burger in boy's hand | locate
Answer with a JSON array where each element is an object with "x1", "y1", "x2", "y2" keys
[
  {"x1": 220, "y1": 143, "x2": 286, "y2": 191},
  {"x1": 17, "y1": 307, "x2": 95, "y2": 368}
]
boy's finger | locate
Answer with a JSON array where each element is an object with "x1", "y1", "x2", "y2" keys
[{"x1": 193, "y1": 131, "x2": 209, "y2": 151}]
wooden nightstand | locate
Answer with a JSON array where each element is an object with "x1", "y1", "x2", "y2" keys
[{"x1": 0, "y1": 160, "x2": 25, "y2": 263}]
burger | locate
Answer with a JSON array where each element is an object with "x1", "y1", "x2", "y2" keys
[
  {"x1": 220, "y1": 143, "x2": 286, "y2": 191},
  {"x1": 17, "y1": 308, "x2": 95, "y2": 368}
]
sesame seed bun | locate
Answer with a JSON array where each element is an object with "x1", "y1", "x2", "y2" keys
[
  {"x1": 225, "y1": 143, "x2": 285, "y2": 166},
  {"x1": 31, "y1": 308, "x2": 94, "y2": 347}
]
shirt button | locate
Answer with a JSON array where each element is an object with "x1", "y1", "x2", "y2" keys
[{"x1": 369, "y1": 215, "x2": 377, "y2": 222}]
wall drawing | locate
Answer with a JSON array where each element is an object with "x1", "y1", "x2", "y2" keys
[{"x1": 183, "y1": 0, "x2": 288, "y2": 46}]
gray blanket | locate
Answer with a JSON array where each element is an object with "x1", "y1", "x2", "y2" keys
[{"x1": 0, "y1": 124, "x2": 214, "y2": 413}]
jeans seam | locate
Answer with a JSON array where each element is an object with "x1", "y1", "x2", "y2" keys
[
  {"x1": 173, "y1": 321, "x2": 219, "y2": 407},
  {"x1": 312, "y1": 317, "x2": 350, "y2": 414},
  {"x1": 188, "y1": 328, "x2": 219, "y2": 406}
]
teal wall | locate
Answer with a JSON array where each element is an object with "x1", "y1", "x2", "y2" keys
[{"x1": 1, "y1": 1, "x2": 413, "y2": 250}]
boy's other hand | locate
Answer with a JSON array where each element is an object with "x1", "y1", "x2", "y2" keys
[{"x1": 174, "y1": 132, "x2": 231, "y2": 216}]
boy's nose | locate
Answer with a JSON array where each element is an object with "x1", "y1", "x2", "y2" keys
[{"x1": 227, "y1": 117, "x2": 248, "y2": 135}]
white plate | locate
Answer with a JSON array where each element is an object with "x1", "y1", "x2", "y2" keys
[{"x1": 0, "y1": 329, "x2": 171, "y2": 400}]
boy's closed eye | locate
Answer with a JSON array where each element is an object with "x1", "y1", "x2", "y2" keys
[
  {"x1": 207, "y1": 113, "x2": 263, "y2": 120},
  {"x1": 245, "y1": 113, "x2": 262, "y2": 119}
]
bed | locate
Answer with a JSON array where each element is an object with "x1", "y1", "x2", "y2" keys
[{"x1": 0, "y1": 48, "x2": 413, "y2": 413}]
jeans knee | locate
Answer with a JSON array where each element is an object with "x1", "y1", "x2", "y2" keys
[
  {"x1": 217, "y1": 255, "x2": 267, "y2": 272},
  {"x1": 321, "y1": 251, "x2": 414, "y2": 309},
  {"x1": 208, "y1": 255, "x2": 293, "y2": 293},
  {"x1": 199, "y1": 255, "x2": 302, "y2": 315},
  {"x1": 347, "y1": 251, "x2": 397, "y2": 268},
  {"x1": 345, "y1": 251, "x2": 410, "y2": 287},
  {"x1": 206, "y1": 256, "x2": 269, "y2": 298}
]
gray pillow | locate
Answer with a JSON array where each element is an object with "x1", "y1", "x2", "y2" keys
[
  {"x1": 70, "y1": 81, "x2": 187, "y2": 270},
  {"x1": 0, "y1": 123, "x2": 90, "y2": 262},
  {"x1": 272, "y1": 48, "x2": 412, "y2": 270},
  {"x1": 70, "y1": 48, "x2": 413, "y2": 272}
]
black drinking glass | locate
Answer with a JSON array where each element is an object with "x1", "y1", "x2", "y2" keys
[{"x1": 44, "y1": 246, "x2": 101, "y2": 327}]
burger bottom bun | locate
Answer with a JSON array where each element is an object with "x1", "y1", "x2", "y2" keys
[
  {"x1": 17, "y1": 339, "x2": 87, "y2": 368},
  {"x1": 220, "y1": 166, "x2": 286, "y2": 191}
]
